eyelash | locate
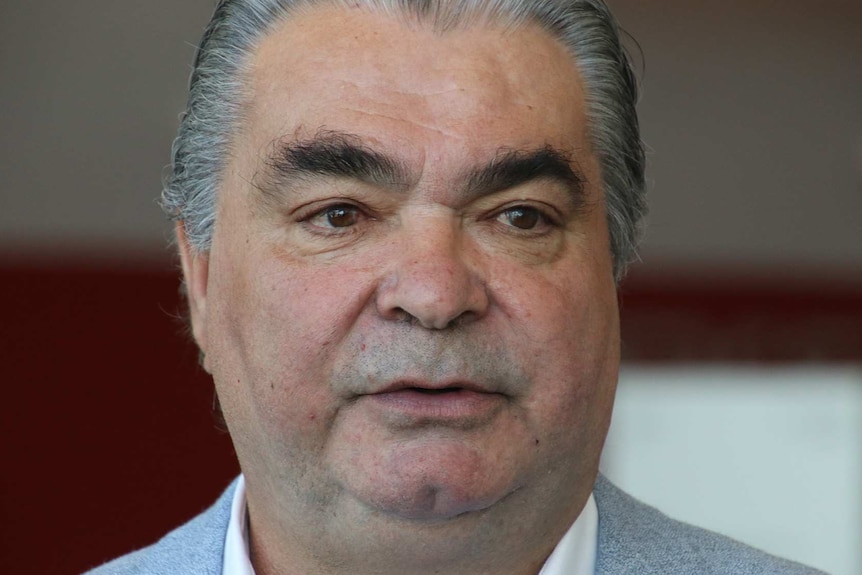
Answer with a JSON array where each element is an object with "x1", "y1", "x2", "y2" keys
[
  {"x1": 490, "y1": 203, "x2": 560, "y2": 234},
  {"x1": 298, "y1": 202, "x2": 372, "y2": 235}
]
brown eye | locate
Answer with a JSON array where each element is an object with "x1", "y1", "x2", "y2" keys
[
  {"x1": 320, "y1": 205, "x2": 359, "y2": 228},
  {"x1": 500, "y1": 206, "x2": 541, "y2": 230}
]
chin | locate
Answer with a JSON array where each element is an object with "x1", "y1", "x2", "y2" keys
[{"x1": 336, "y1": 440, "x2": 523, "y2": 523}]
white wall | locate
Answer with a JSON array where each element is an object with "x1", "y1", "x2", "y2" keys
[{"x1": 603, "y1": 364, "x2": 862, "y2": 575}]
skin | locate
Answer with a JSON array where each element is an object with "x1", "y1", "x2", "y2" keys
[{"x1": 178, "y1": 6, "x2": 620, "y2": 575}]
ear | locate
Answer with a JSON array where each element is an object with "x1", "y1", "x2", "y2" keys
[{"x1": 176, "y1": 222, "x2": 211, "y2": 367}]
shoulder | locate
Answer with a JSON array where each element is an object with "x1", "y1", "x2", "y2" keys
[
  {"x1": 82, "y1": 478, "x2": 239, "y2": 575},
  {"x1": 592, "y1": 475, "x2": 826, "y2": 575}
]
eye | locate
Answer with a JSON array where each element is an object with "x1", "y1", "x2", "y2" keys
[
  {"x1": 308, "y1": 204, "x2": 362, "y2": 229},
  {"x1": 497, "y1": 206, "x2": 545, "y2": 230}
]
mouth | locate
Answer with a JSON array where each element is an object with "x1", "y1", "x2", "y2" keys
[
  {"x1": 364, "y1": 381, "x2": 505, "y2": 427},
  {"x1": 373, "y1": 380, "x2": 493, "y2": 395},
  {"x1": 407, "y1": 387, "x2": 463, "y2": 395}
]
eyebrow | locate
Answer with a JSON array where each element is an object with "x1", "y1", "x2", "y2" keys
[
  {"x1": 260, "y1": 131, "x2": 413, "y2": 195},
  {"x1": 462, "y1": 146, "x2": 586, "y2": 208},
  {"x1": 257, "y1": 131, "x2": 585, "y2": 208}
]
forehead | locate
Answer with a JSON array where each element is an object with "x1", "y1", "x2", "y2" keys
[{"x1": 240, "y1": 5, "x2": 594, "y2": 179}]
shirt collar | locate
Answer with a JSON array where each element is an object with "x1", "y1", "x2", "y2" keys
[
  {"x1": 222, "y1": 475, "x2": 255, "y2": 575},
  {"x1": 539, "y1": 492, "x2": 598, "y2": 575}
]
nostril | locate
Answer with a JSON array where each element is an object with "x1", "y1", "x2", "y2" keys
[
  {"x1": 391, "y1": 308, "x2": 468, "y2": 330},
  {"x1": 392, "y1": 308, "x2": 415, "y2": 324}
]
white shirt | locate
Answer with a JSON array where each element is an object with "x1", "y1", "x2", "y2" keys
[{"x1": 223, "y1": 475, "x2": 597, "y2": 575}]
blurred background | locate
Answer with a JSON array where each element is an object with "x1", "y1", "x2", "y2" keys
[{"x1": 1, "y1": 0, "x2": 860, "y2": 573}]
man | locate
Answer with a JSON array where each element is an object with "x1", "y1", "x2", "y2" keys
[{"x1": 88, "y1": 0, "x2": 823, "y2": 573}]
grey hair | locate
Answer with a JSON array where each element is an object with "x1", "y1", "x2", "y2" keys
[{"x1": 163, "y1": 0, "x2": 646, "y2": 281}]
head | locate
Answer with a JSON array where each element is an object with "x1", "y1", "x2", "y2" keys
[
  {"x1": 165, "y1": 0, "x2": 645, "y2": 283},
  {"x1": 170, "y1": 1, "x2": 644, "y2": 573}
]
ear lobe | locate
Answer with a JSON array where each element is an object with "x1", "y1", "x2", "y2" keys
[{"x1": 176, "y1": 222, "x2": 210, "y2": 361}]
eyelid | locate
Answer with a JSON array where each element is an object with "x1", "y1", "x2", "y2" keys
[
  {"x1": 293, "y1": 200, "x2": 374, "y2": 237},
  {"x1": 490, "y1": 201, "x2": 563, "y2": 226},
  {"x1": 292, "y1": 198, "x2": 361, "y2": 220}
]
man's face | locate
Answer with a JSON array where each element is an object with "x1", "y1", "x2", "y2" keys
[{"x1": 181, "y1": 6, "x2": 619, "y2": 570}]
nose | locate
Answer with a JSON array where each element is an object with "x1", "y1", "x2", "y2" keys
[{"x1": 376, "y1": 215, "x2": 489, "y2": 330}]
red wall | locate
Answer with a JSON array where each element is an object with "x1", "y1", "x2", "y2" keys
[
  {"x1": 2, "y1": 264, "x2": 238, "y2": 574},
  {"x1": 2, "y1": 262, "x2": 860, "y2": 574}
]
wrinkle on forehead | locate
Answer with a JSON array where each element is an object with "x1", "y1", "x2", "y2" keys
[
  {"x1": 239, "y1": 5, "x2": 599, "y2": 202},
  {"x1": 340, "y1": 106, "x2": 471, "y2": 144}
]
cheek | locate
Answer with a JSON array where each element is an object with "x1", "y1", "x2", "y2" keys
[
  {"x1": 489, "y1": 251, "x2": 619, "y2": 429},
  {"x1": 221, "y1": 247, "x2": 369, "y2": 360},
  {"x1": 491, "y1": 251, "x2": 617, "y2": 354},
  {"x1": 205, "y1": 248, "x2": 377, "y2": 442},
  {"x1": 204, "y1": 264, "x2": 353, "y2": 500}
]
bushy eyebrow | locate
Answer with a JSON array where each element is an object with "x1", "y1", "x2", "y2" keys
[
  {"x1": 255, "y1": 130, "x2": 585, "y2": 209},
  {"x1": 463, "y1": 146, "x2": 586, "y2": 208},
  {"x1": 259, "y1": 131, "x2": 412, "y2": 195}
]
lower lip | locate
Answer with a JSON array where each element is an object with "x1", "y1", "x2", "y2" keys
[{"x1": 366, "y1": 389, "x2": 505, "y2": 424}]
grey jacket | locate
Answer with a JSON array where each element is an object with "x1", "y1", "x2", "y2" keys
[{"x1": 85, "y1": 475, "x2": 826, "y2": 574}]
